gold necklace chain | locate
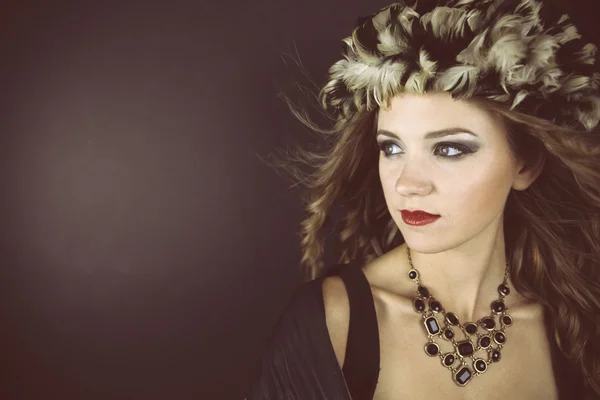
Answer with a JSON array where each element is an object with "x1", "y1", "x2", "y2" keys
[{"x1": 406, "y1": 246, "x2": 513, "y2": 387}]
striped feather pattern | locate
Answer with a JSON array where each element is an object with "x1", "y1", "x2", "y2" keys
[{"x1": 320, "y1": 0, "x2": 600, "y2": 131}]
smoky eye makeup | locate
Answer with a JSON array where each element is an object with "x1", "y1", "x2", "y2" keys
[
  {"x1": 376, "y1": 139, "x2": 481, "y2": 159},
  {"x1": 375, "y1": 138, "x2": 480, "y2": 150}
]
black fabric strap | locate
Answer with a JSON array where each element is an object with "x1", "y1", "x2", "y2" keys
[{"x1": 337, "y1": 263, "x2": 381, "y2": 400}]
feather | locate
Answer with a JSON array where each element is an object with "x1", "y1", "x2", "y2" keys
[
  {"x1": 453, "y1": 0, "x2": 476, "y2": 6},
  {"x1": 575, "y1": 43, "x2": 597, "y2": 65},
  {"x1": 487, "y1": 93, "x2": 511, "y2": 102},
  {"x1": 397, "y1": 6, "x2": 420, "y2": 35},
  {"x1": 319, "y1": 0, "x2": 600, "y2": 131},
  {"x1": 486, "y1": 33, "x2": 528, "y2": 74},
  {"x1": 574, "y1": 97, "x2": 600, "y2": 131},
  {"x1": 557, "y1": 14, "x2": 570, "y2": 25},
  {"x1": 591, "y1": 73, "x2": 600, "y2": 91},
  {"x1": 508, "y1": 65, "x2": 538, "y2": 87},
  {"x1": 559, "y1": 75, "x2": 590, "y2": 95},
  {"x1": 515, "y1": 0, "x2": 543, "y2": 35},
  {"x1": 456, "y1": 29, "x2": 489, "y2": 66},
  {"x1": 456, "y1": 29, "x2": 488, "y2": 65},
  {"x1": 488, "y1": 14, "x2": 527, "y2": 42},
  {"x1": 511, "y1": 89, "x2": 529, "y2": 109},
  {"x1": 352, "y1": 32, "x2": 383, "y2": 65},
  {"x1": 529, "y1": 35, "x2": 560, "y2": 69},
  {"x1": 404, "y1": 48, "x2": 438, "y2": 94},
  {"x1": 378, "y1": 61, "x2": 410, "y2": 101},
  {"x1": 435, "y1": 65, "x2": 479, "y2": 95},
  {"x1": 557, "y1": 24, "x2": 581, "y2": 45},
  {"x1": 343, "y1": 62, "x2": 375, "y2": 90},
  {"x1": 372, "y1": 5, "x2": 392, "y2": 31},
  {"x1": 328, "y1": 59, "x2": 350, "y2": 81},
  {"x1": 353, "y1": 90, "x2": 363, "y2": 109},
  {"x1": 418, "y1": 47, "x2": 438, "y2": 77},
  {"x1": 541, "y1": 67, "x2": 563, "y2": 93},
  {"x1": 378, "y1": 25, "x2": 411, "y2": 56},
  {"x1": 420, "y1": 7, "x2": 470, "y2": 41}
]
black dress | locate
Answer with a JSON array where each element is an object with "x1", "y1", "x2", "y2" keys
[{"x1": 245, "y1": 261, "x2": 588, "y2": 400}]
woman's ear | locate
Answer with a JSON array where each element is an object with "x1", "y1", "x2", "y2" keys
[{"x1": 512, "y1": 151, "x2": 546, "y2": 191}]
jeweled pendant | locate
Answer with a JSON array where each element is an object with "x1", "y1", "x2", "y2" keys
[
  {"x1": 446, "y1": 312, "x2": 459, "y2": 325},
  {"x1": 491, "y1": 349, "x2": 501, "y2": 362},
  {"x1": 478, "y1": 335, "x2": 491, "y2": 348},
  {"x1": 430, "y1": 300, "x2": 442, "y2": 312},
  {"x1": 481, "y1": 317, "x2": 495, "y2": 330},
  {"x1": 425, "y1": 342, "x2": 439, "y2": 356},
  {"x1": 454, "y1": 367, "x2": 472, "y2": 386},
  {"x1": 414, "y1": 298, "x2": 425, "y2": 313},
  {"x1": 442, "y1": 328, "x2": 454, "y2": 340},
  {"x1": 406, "y1": 246, "x2": 512, "y2": 388},
  {"x1": 498, "y1": 283, "x2": 510, "y2": 296},
  {"x1": 491, "y1": 300, "x2": 505, "y2": 314},
  {"x1": 494, "y1": 331, "x2": 506, "y2": 344},
  {"x1": 442, "y1": 353, "x2": 455, "y2": 367},
  {"x1": 473, "y1": 359, "x2": 487, "y2": 373},
  {"x1": 465, "y1": 323, "x2": 478, "y2": 335},
  {"x1": 456, "y1": 340, "x2": 474, "y2": 357},
  {"x1": 424, "y1": 316, "x2": 440, "y2": 335}
]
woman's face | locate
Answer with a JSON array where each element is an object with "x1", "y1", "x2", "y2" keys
[{"x1": 376, "y1": 92, "x2": 529, "y2": 252}]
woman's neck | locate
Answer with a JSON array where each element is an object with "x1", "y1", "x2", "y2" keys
[{"x1": 396, "y1": 220, "x2": 512, "y2": 323}]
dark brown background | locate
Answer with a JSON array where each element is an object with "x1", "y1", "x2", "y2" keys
[{"x1": 1, "y1": 1, "x2": 597, "y2": 399}]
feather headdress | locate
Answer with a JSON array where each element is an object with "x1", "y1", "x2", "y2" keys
[{"x1": 320, "y1": 0, "x2": 600, "y2": 131}]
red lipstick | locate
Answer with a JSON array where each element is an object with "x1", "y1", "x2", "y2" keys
[{"x1": 400, "y1": 210, "x2": 440, "y2": 226}]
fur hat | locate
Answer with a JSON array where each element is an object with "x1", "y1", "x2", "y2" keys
[{"x1": 320, "y1": 0, "x2": 600, "y2": 131}]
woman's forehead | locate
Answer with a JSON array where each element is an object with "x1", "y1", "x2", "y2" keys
[{"x1": 377, "y1": 93, "x2": 502, "y2": 134}]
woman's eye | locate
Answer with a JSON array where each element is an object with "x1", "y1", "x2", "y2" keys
[
  {"x1": 379, "y1": 141, "x2": 401, "y2": 156},
  {"x1": 435, "y1": 143, "x2": 466, "y2": 157},
  {"x1": 377, "y1": 141, "x2": 472, "y2": 159}
]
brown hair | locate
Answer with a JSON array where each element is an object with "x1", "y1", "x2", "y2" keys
[{"x1": 262, "y1": 73, "x2": 600, "y2": 395}]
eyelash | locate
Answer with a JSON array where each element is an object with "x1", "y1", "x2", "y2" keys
[{"x1": 377, "y1": 141, "x2": 474, "y2": 159}]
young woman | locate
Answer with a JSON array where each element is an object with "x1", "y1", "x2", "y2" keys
[{"x1": 245, "y1": 0, "x2": 600, "y2": 398}]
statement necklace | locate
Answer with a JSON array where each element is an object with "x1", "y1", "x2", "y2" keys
[{"x1": 407, "y1": 247, "x2": 513, "y2": 387}]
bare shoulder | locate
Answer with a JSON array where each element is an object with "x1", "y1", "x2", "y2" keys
[
  {"x1": 322, "y1": 275, "x2": 350, "y2": 369},
  {"x1": 321, "y1": 247, "x2": 411, "y2": 370}
]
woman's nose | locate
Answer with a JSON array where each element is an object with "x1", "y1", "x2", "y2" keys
[{"x1": 394, "y1": 164, "x2": 433, "y2": 196}]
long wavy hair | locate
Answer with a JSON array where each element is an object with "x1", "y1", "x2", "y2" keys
[{"x1": 263, "y1": 64, "x2": 600, "y2": 394}]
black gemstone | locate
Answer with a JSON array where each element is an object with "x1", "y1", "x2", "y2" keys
[
  {"x1": 455, "y1": 367, "x2": 472, "y2": 385},
  {"x1": 498, "y1": 284, "x2": 510, "y2": 296},
  {"x1": 414, "y1": 299, "x2": 425, "y2": 313},
  {"x1": 502, "y1": 315, "x2": 513, "y2": 326},
  {"x1": 474, "y1": 359, "x2": 487, "y2": 372},
  {"x1": 418, "y1": 285, "x2": 430, "y2": 298},
  {"x1": 444, "y1": 328, "x2": 455, "y2": 340},
  {"x1": 443, "y1": 354, "x2": 455, "y2": 366},
  {"x1": 479, "y1": 336, "x2": 491, "y2": 348},
  {"x1": 425, "y1": 317, "x2": 440, "y2": 335},
  {"x1": 457, "y1": 340, "x2": 474, "y2": 357},
  {"x1": 491, "y1": 300, "x2": 505, "y2": 314},
  {"x1": 491, "y1": 349, "x2": 501, "y2": 362},
  {"x1": 481, "y1": 318, "x2": 495, "y2": 330},
  {"x1": 465, "y1": 323, "x2": 478, "y2": 335},
  {"x1": 494, "y1": 331, "x2": 506, "y2": 344},
  {"x1": 430, "y1": 300, "x2": 442, "y2": 312},
  {"x1": 408, "y1": 270, "x2": 417, "y2": 280},
  {"x1": 446, "y1": 312, "x2": 459, "y2": 326},
  {"x1": 425, "y1": 343, "x2": 439, "y2": 356}
]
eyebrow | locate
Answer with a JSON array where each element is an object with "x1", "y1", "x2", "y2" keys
[{"x1": 376, "y1": 127, "x2": 479, "y2": 140}]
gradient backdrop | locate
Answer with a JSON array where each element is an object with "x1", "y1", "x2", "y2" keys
[{"x1": 1, "y1": 1, "x2": 597, "y2": 399}]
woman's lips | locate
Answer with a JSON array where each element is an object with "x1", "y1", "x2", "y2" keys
[{"x1": 400, "y1": 210, "x2": 440, "y2": 226}]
